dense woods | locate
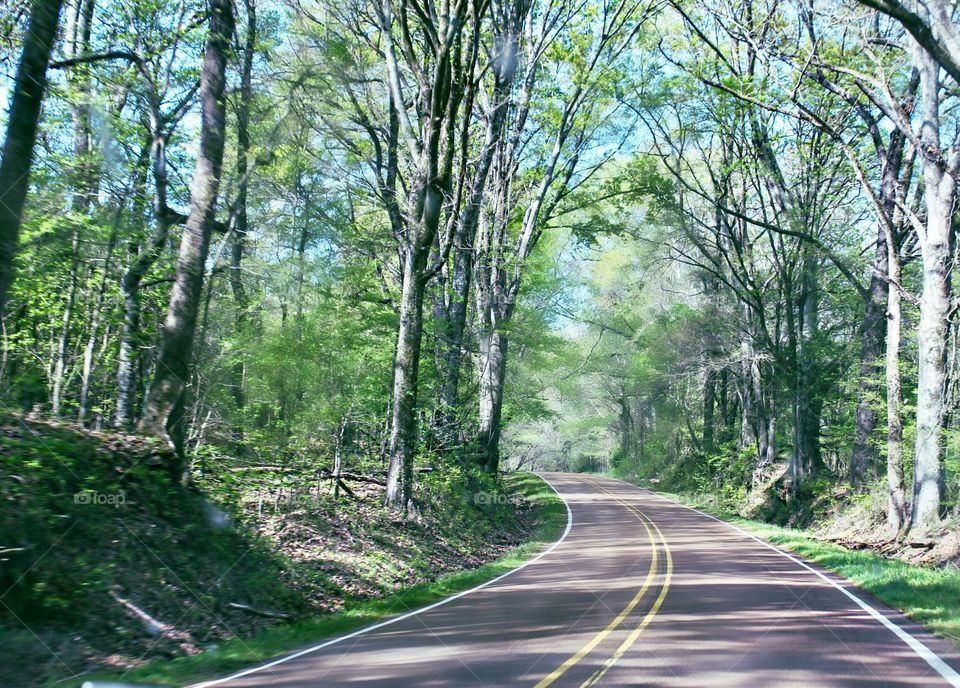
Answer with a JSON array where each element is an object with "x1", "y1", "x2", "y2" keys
[
  {"x1": 2, "y1": 0, "x2": 960, "y2": 562},
  {"x1": 510, "y1": 0, "x2": 960, "y2": 541}
]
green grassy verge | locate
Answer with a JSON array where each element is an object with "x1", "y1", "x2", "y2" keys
[
  {"x1": 73, "y1": 472, "x2": 567, "y2": 687},
  {"x1": 641, "y1": 485, "x2": 960, "y2": 646}
]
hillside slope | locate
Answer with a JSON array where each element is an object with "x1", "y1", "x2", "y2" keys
[{"x1": 0, "y1": 415, "x2": 541, "y2": 687}]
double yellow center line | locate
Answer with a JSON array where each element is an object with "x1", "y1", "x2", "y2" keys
[{"x1": 534, "y1": 479, "x2": 673, "y2": 688}]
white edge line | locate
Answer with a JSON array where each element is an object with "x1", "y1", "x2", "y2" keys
[
  {"x1": 187, "y1": 473, "x2": 574, "y2": 688},
  {"x1": 605, "y1": 475, "x2": 960, "y2": 688}
]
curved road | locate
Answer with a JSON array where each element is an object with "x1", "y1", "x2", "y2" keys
[{"x1": 193, "y1": 473, "x2": 960, "y2": 687}]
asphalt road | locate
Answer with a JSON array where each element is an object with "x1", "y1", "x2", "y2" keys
[{"x1": 192, "y1": 473, "x2": 960, "y2": 687}]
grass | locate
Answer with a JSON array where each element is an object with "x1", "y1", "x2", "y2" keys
[
  {"x1": 641, "y1": 485, "x2": 960, "y2": 647},
  {"x1": 72, "y1": 471, "x2": 567, "y2": 687}
]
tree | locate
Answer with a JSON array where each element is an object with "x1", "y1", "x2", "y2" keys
[
  {"x1": 0, "y1": 0, "x2": 65, "y2": 317},
  {"x1": 301, "y1": 0, "x2": 488, "y2": 507},
  {"x1": 905, "y1": 39, "x2": 956, "y2": 533},
  {"x1": 472, "y1": 0, "x2": 653, "y2": 471},
  {"x1": 847, "y1": 0, "x2": 959, "y2": 534},
  {"x1": 139, "y1": 0, "x2": 235, "y2": 462},
  {"x1": 433, "y1": 0, "x2": 528, "y2": 444}
]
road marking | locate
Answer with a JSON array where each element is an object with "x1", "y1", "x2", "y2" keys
[
  {"x1": 612, "y1": 477, "x2": 960, "y2": 688},
  {"x1": 533, "y1": 478, "x2": 664, "y2": 688},
  {"x1": 579, "y1": 481, "x2": 673, "y2": 687},
  {"x1": 189, "y1": 473, "x2": 574, "y2": 688}
]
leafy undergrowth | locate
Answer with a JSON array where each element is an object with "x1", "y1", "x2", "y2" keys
[
  {"x1": 0, "y1": 414, "x2": 563, "y2": 687},
  {"x1": 634, "y1": 483, "x2": 960, "y2": 647}
]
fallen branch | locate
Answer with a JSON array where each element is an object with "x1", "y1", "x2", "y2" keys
[
  {"x1": 318, "y1": 469, "x2": 386, "y2": 486},
  {"x1": 334, "y1": 479, "x2": 356, "y2": 498},
  {"x1": 227, "y1": 602, "x2": 294, "y2": 621},
  {"x1": 109, "y1": 590, "x2": 200, "y2": 654}
]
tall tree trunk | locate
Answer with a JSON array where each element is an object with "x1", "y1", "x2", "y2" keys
[
  {"x1": 885, "y1": 235, "x2": 906, "y2": 533},
  {"x1": 385, "y1": 252, "x2": 428, "y2": 507},
  {"x1": 78, "y1": 214, "x2": 118, "y2": 424},
  {"x1": 67, "y1": 0, "x2": 97, "y2": 208},
  {"x1": 703, "y1": 368, "x2": 716, "y2": 455},
  {"x1": 50, "y1": 227, "x2": 81, "y2": 416},
  {"x1": 800, "y1": 256, "x2": 824, "y2": 476},
  {"x1": 477, "y1": 328, "x2": 507, "y2": 473},
  {"x1": 746, "y1": 339, "x2": 775, "y2": 487},
  {"x1": 116, "y1": 267, "x2": 148, "y2": 428},
  {"x1": 786, "y1": 279, "x2": 805, "y2": 488},
  {"x1": 437, "y1": 25, "x2": 519, "y2": 434},
  {"x1": 139, "y1": 0, "x2": 234, "y2": 461},
  {"x1": 909, "y1": 47, "x2": 955, "y2": 535},
  {"x1": 115, "y1": 144, "x2": 164, "y2": 428},
  {"x1": 741, "y1": 339, "x2": 757, "y2": 450},
  {"x1": 230, "y1": 0, "x2": 255, "y2": 422},
  {"x1": 849, "y1": 109, "x2": 913, "y2": 487},
  {"x1": 372, "y1": 0, "x2": 476, "y2": 507},
  {"x1": 0, "y1": 0, "x2": 65, "y2": 317},
  {"x1": 438, "y1": 233, "x2": 473, "y2": 430},
  {"x1": 51, "y1": 0, "x2": 97, "y2": 418},
  {"x1": 849, "y1": 227, "x2": 888, "y2": 487},
  {"x1": 333, "y1": 417, "x2": 347, "y2": 499},
  {"x1": 618, "y1": 391, "x2": 634, "y2": 461},
  {"x1": 718, "y1": 367, "x2": 731, "y2": 444}
]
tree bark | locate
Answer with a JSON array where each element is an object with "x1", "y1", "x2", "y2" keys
[
  {"x1": 78, "y1": 214, "x2": 118, "y2": 424},
  {"x1": 848, "y1": 99, "x2": 914, "y2": 488},
  {"x1": 477, "y1": 328, "x2": 507, "y2": 473},
  {"x1": 384, "y1": 251, "x2": 428, "y2": 507},
  {"x1": 377, "y1": 0, "x2": 477, "y2": 507},
  {"x1": 0, "y1": 0, "x2": 66, "y2": 317},
  {"x1": 885, "y1": 232, "x2": 906, "y2": 532},
  {"x1": 139, "y1": 0, "x2": 234, "y2": 460},
  {"x1": 618, "y1": 390, "x2": 634, "y2": 461},
  {"x1": 909, "y1": 46, "x2": 955, "y2": 535},
  {"x1": 333, "y1": 417, "x2": 347, "y2": 499},
  {"x1": 848, "y1": 226, "x2": 888, "y2": 487},
  {"x1": 437, "y1": 13, "x2": 521, "y2": 436},
  {"x1": 51, "y1": 0, "x2": 98, "y2": 418},
  {"x1": 703, "y1": 368, "x2": 716, "y2": 455}
]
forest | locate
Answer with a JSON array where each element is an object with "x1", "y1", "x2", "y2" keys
[
  {"x1": 1, "y1": 0, "x2": 960, "y2": 680},
  {"x1": 3, "y1": 0, "x2": 960, "y2": 532},
  {"x1": 7, "y1": 0, "x2": 957, "y2": 524}
]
